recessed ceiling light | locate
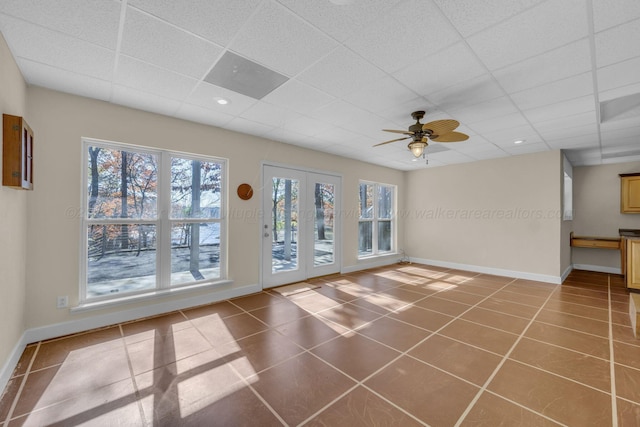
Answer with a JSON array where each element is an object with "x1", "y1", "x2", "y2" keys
[
  {"x1": 214, "y1": 97, "x2": 230, "y2": 105},
  {"x1": 514, "y1": 139, "x2": 525, "y2": 144}
]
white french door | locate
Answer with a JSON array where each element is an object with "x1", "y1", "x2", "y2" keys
[{"x1": 262, "y1": 165, "x2": 341, "y2": 288}]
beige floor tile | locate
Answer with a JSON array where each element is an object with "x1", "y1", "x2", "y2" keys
[
  {"x1": 121, "y1": 312, "x2": 191, "y2": 344},
  {"x1": 389, "y1": 305, "x2": 454, "y2": 331},
  {"x1": 181, "y1": 300, "x2": 243, "y2": 320},
  {"x1": 460, "y1": 307, "x2": 530, "y2": 335},
  {"x1": 477, "y1": 297, "x2": 540, "y2": 319},
  {"x1": 275, "y1": 315, "x2": 348, "y2": 349},
  {"x1": 191, "y1": 312, "x2": 268, "y2": 346},
  {"x1": 491, "y1": 289, "x2": 548, "y2": 307},
  {"x1": 357, "y1": 316, "x2": 431, "y2": 352},
  {"x1": 439, "y1": 319, "x2": 519, "y2": 355},
  {"x1": 434, "y1": 289, "x2": 487, "y2": 306},
  {"x1": 0, "y1": 376, "x2": 23, "y2": 421},
  {"x1": 535, "y1": 309, "x2": 610, "y2": 337},
  {"x1": 247, "y1": 302, "x2": 309, "y2": 327},
  {"x1": 414, "y1": 296, "x2": 471, "y2": 316},
  {"x1": 543, "y1": 298, "x2": 609, "y2": 321},
  {"x1": 525, "y1": 321, "x2": 610, "y2": 359},
  {"x1": 11, "y1": 345, "x2": 37, "y2": 378},
  {"x1": 460, "y1": 391, "x2": 562, "y2": 426},
  {"x1": 615, "y1": 364, "x2": 640, "y2": 405},
  {"x1": 229, "y1": 292, "x2": 286, "y2": 311},
  {"x1": 316, "y1": 303, "x2": 382, "y2": 330},
  {"x1": 617, "y1": 398, "x2": 640, "y2": 427}
]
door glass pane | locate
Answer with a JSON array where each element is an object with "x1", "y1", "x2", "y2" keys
[
  {"x1": 171, "y1": 222, "x2": 220, "y2": 285},
  {"x1": 314, "y1": 182, "x2": 334, "y2": 266},
  {"x1": 271, "y1": 177, "x2": 299, "y2": 273},
  {"x1": 87, "y1": 224, "x2": 156, "y2": 298},
  {"x1": 378, "y1": 220, "x2": 392, "y2": 252}
]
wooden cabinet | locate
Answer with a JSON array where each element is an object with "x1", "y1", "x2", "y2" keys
[
  {"x1": 2, "y1": 114, "x2": 33, "y2": 190},
  {"x1": 621, "y1": 173, "x2": 640, "y2": 213},
  {"x1": 628, "y1": 238, "x2": 640, "y2": 290}
]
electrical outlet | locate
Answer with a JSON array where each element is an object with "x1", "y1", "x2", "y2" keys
[{"x1": 57, "y1": 296, "x2": 69, "y2": 309}]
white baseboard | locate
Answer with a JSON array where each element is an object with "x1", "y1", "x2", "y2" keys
[
  {"x1": 572, "y1": 264, "x2": 622, "y2": 275},
  {"x1": 409, "y1": 257, "x2": 563, "y2": 284},
  {"x1": 0, "y1": 283, "x2": 261, "y2": 395},
  {"x1": 342, "y1": 255, "x2": 400, "y2": 274},
  {"x1": 561, "y1": 265, "x2": 573, "y2": 282}
]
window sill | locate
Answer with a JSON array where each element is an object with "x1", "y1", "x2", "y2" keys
[
  {"x1": 71, "y1": 279, "x2": 233, "y2": 314},
  {"x1": 357, "y1": 252, "x2": 399, "y2": 262}
]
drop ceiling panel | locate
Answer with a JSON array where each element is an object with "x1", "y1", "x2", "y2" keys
[
  {"x1": 121, "y1": 9, "x2": 223, "y2": 79},
  {"x1": 115, "y1": 56, "x2": 198, "y2": 101},
  {"x1": 481, "y1": 125, "x2": 541, "y2": 147},
  {"x1": 467, "y1": 0, "x2": 587, "y2": 70},
  {"x1": 224, "y1": 117, "x2": 276, "y2": 137},
  {"x1": 532, "y1": 110, "x2": 598, "y2": 134},
  {"x1": 174, "y1": 103, "x2": 235, "y2": 128},
  {"x1": 345, "y1": 0, "x2": 461, "y2": 73},
  {"x1": 240, "y1": 101, "x2": 303, "y2": 128},
  {"x1": 466, "y1": 113, "x2": 530, "y2": 134},
  {"x1": 597, "y1": 56, "x2": 640, "y2": 92},
  {"x1": 0, "y1": 15, "x2": 115, "y2": 81},
  {"x1": 469, "y1": 150, "x2": 510, "y2": 160},
  {"x1": 433, "y1": 0, "x2": 545, "y2": 37},
  {"x1": 262, "y1": 79, "x2": 335, "y2": 114},
  {"x1": 0, "y1": 0, "x2": 121, "y2": 49},
  {"x1": 546, "y1": 134, "x2": 600, "y2": 149},
  {"x1": 112, "y1": 85, "x2": 182, "y2": 117},
  {"x1": 297, "y1": 46, "x2": 385, "y2": 98},
  {"x1": 523, "y1": 96, "x2": 596, "y2": 124},
  {"x1": 17, "y1": 58, "x2": 112, "y2": 101},
  {"x1": 592, "y1": 0, "x2": 640, "y2": 32},
  {"x1": 280, "y1": 115, "x2": 332, "y2": 137},
  {"x1": 493, "y1": 39, "x2": 592, "y2": 94},
  {"x1": 275, "y1": 0, "x2": 402, "y2": 42},
  {"x1": 426, "y1": 74, "x2": 505, "y2": 111},
  {"x1": 448, "y1": 96, "x2": 520, "y2": 124},
  {"x1": 127, "y1": 0, "x2": 262, "y2": 46},
  {"x1": 595, "y1": 19, "x2": 640, "y2": 68},
  {"x1": 229, "y1": 1, "x2": 337, "y2": 76},
  {"x1": 503, "y1": 142, "x2": 549, "y2": 155},
  {"x1": 185, "y1": 82, "x2": 258, "y2": 116},
  {"x1": 510, "y1": 72, "x2": 594, "y2": 111},
  {"x1": 343, "y1": 76, "x2": 419, "y2": 114},
  {"x1": 393, "y1": 42, "x2": 487, "y2": 97},
  {"x1": 309, "y1": 100, "x2": 372, "y2": 128}
]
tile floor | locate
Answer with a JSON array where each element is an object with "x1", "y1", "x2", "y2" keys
[{"x1": 1, "y1": 264, "x2": 639, "y2": 426}]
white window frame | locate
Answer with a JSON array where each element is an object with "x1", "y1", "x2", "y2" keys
[
  {"x1": 358, "y1": 181, "x2": 396, "y2": 258},
  {"x1": 79, "y1": 138, "x2": 227, "y2": 305}
]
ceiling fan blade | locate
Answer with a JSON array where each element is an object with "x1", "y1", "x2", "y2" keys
[
  {"x1": 373, "y1": 136, "x2": 410, "y2": 147},
  {"x1": 430, "y1": 131, "x2": 469, "y2": 142},
  {"x1": 422, "y1": 119, "x2": 459, "y2": 136},
  {"x1": 382, "y1": 129, "x2": 415, "y2": 135}
]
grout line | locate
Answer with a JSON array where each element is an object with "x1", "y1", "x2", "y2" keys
[
  {"x1": 453, "y1": 282, "x2": 559, "y2": 426},
  {"x1": 118, "y1": 324, "x2": 148, "y2": 427},
  {"x1": 608, "y1": 274, "x2": 619, "y2": 427},
  {"x1": 3, "y1": 342, "x2": 40, "y2": 425}
]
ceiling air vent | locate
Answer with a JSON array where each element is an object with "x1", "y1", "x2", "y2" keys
[
  {"x1": 205, "y1": 51, "x2": 289, "y2": 100},
  {"x1": 600, "y1": 93, "x2": 640, "y2": 123}
]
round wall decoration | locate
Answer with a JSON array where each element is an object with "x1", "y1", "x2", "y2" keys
[{"x1": 237, "y1": 183, "x2": 253, "y2": 200}]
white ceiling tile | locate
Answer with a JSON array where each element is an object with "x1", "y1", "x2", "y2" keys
[
  {"x1": 597, "y1": 56, "x2": 640, "y2": 92},
  {"x1": 595, "y1": 19, "x2": 640, "y2": 68},
  {"x1": 466, "y1": 113, "x2": 530, "y2": 134},
  {"x1": 115, "y1": 56, "x2": 198, "y2": 101},
  {"x1": 522, "y1": 96, "x2": 596, "y2": 124},
  {"x1": 503, "y1": 142, "x2": 549, "y2": 155},
  {"x1": 240, "y1": 101, "x2": 303, "y2": 128},
  {"x1": 121, "y1": 9, "x2": 223, "y2": 79},
  {"x1": 345, "y1": 0, "x2": 461, "y2": 73},
  {"x1": 546, "y1": 134, "x2": 600, "y2": 149},
  {"x1": 531, "y1": 110, "x2": 597, "y2": 132},
  {"x1": 296, "y1": 46, "x2": 385, "y2": 98},
  {"x1": 393, "y1": 42, "x2": 487, "y2": 96},
  {"x1": 537, "y1": 122, "x2": 598, "y2": 141},
  {"x1": 17, "y1": 58, "x2": 112, "y2": 101},
  {"x1": 275, "y1": 0, "x2": 402, "y2": 42},
  {"x1": 450, "y1": 140, "x2": 500, "y2": 153},
  {"x1": 601, "y1": 124, "x2": 640, "y2": 139},
  {"x1": 0, "y1": 0, "x2": 121, "y2": 49},
  {"x1": 601, "y1": 135, "x2": 640, "y2": 148},
  {"x1": 467, "y1": 0, "x2": 588, "y2": 70},
  {"x1": 426, "y1": 74, "x2": 505, "y2": 111},
  {"x1": 262, "y1": 80, "x2": 335, "y2": 114},
  {"x1": 0, "y1": 15, "x2": 114, "y2": 81},
  {"x1": 230, "y1": 1, "x2": 337, "y2": 76},
  {"x1": 481, "y1": 124, "x2": 542, "y2": 147},
  {"x1": 599, "y1": 83, "x2": 640, "y2": 102},
  {"x1": 174, "y1": 103, "x2": 235, "y2": 128},
  {"x1": 224, "y1": 117, "x2": 276, "y2": 137},
  {"x1": 281, "y1": 115, "x2": 332, "y2": 137},
  {"x1": 469, "y1": 149, "x2": 511, "y2": 160},
  {"x1": 593, "y1": 0, "x2": 640, "y2": 32},
  {"x1": 309, "y1": 100, "x2": 371, "y2": 127},
  {"x1": 112, "y1": 85, "x2": 182, "y2": 116},
  {"x1": 493, "y1": 39, "x2": 591, "y2": 94},
  {"x1": 510, "y1": 72, "x2": 594, "y2": 111},
  {"x1": 448, "y1": 96, "x2": 520, "y2": 124},
  {"x1": 128, "y1": 0, "x2": 261, "y2": 46},
  {"x1": 433, "y1": 0, "x2": 545, "y2": 37},
  {"x1": 377, "y1": 98, "x2": 435, "y2": 126},
  {"x1": 342, "y1": 76, "x2": 418, "y2": 114},
  {"x1": 185, "y1": 82, "x2": 257, "y2": 116}
]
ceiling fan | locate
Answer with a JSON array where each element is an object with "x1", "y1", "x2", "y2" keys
[{"x1": 374, "y1": 111, "x2": 469, "y2": 158}]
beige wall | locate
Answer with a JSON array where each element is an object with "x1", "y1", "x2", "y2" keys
[
  {"x1": 0, "y1": 33, "x2": 28, "y2": 371},
  {"x1": 572, "y1": 161, "x2": 640, "y2": 271},
  {"x1": 24, "y1": 86, "x2": 404, "y2": 330},
  {"x1": 403, "y1": 150, "x2": 564, "y2": 278}
]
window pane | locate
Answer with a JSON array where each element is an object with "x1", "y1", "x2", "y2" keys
[
  {"x1": 171, "y1": 223, "x2": 220, "y2": 285},
  {"x1": 378, "y1": 185, "x2": 393, "y2": 219},
  {"x1": 378, "y1": 220, "x2": 392, "y2": 252},
  {"x1": 358, "y1": 221, "x2": 372, "y2": 256},
  {"x1": 359, "y1": 183, "x2": 374, "y2": 219},
  {"x1": 87, "y1": 224, "x2": 156, "y2": 297},
  {"x1": 87, "y1": 146, "x2": 158, "y2": 219},
  {"x1": 171, "y1": 157, "x2": 222, "y2": 219}
]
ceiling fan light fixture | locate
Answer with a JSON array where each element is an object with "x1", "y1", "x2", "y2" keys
[{"x1": 408, "y1": 141, "x2": 427, "y2": 158}]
